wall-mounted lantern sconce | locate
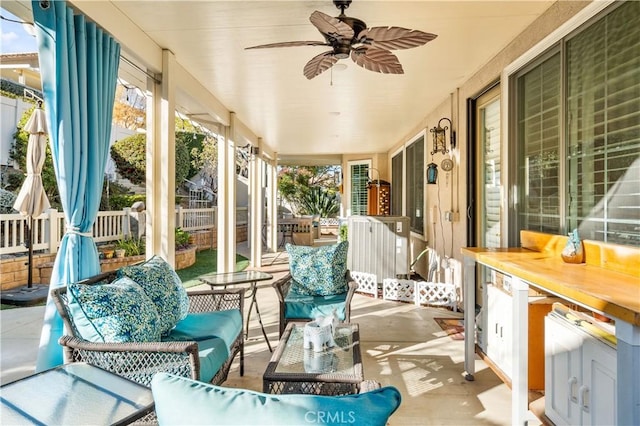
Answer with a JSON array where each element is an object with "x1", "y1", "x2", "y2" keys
[
  {"x1": 429, "y1": 117, "x2": 456, "y2": 155},
  {"x1": 241, "y1": 143, "x2": 260, "y2": 159},
  {"x1": 426, "y1": 162, "x2": 438, "y2": 184}
]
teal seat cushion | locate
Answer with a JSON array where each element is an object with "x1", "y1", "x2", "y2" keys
[
  {"x1": 286, "y1": 241, "x2": 349, "y2": 296},
  {"x1": 152, "y1": 373, "x2": 401, "y2": 426},
  {"x1": 284, "y1": 292, "x2": 347, "y2": 321},
  {"x1": 118, "y1": 255, "x2": 189, "y2": 336},
  {"x1": 162, "y1": 310, "x2": 242, "y2": 351},
  {"x1": 196, "y1": 337, "x2": 230, "y2": 383},
  {"x1": 68, "y1": 277, "x2": 161, "y2": 343}
]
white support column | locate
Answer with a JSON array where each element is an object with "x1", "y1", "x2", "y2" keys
[
  {"x1": 146, "y1": 50, "x2": 176, "y2": 266},
  {"x1": 216, "y1": 116, "x2": 237, "y2": 273},
  {"x1": 249, "y1": 139, "x2": 263, "y2": 267},
  {"x1": 462, "y1": 255, "x2": 476, "y2": 381},
  {"x1": 266, "y1": 156, "x2": 278, "y2": 252},
  {"x1": 511, "y1": 276, "x2": 529, "y2": 426}
]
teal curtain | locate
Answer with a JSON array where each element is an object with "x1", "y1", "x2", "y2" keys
[{"x1": 32, "y1": 0, "x2": 120, "y2": 371}]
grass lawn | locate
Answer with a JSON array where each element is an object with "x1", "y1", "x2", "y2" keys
[{"x1": 176, "y1": 249, "x2": 250, "y2": 288}]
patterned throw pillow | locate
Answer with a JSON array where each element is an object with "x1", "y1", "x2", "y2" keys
[
  {"x1": 118, "y1": 256, "x2": 190, "y2": 336},
  {"x1": 68, "y1": 277, "x2": 161, "y2": 343},
  {"x1": 286, "y1": 241, "x2": 349, "y2": 296}
]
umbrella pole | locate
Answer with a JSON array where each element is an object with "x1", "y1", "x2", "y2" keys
[{"x1": 27, "y1": 215, "x2": 34, "y2": 288}]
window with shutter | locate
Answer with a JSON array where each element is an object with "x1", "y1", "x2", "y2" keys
[
  {"x1": 513, "y1": 1, "x2": 639, "y2": 246},
  {"x1": 349, "y1": 162, "x2": 369, "y2": 216},
  {"x1": 391, "y1": 151, "x2": 403, "y2": 216},
  {"x1": 406, "y1": 136, "x2": 424, "y2": 234}
]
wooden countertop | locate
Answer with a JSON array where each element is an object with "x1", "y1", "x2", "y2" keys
[{"x1": 461, "y1": 245, "x2": 640, "y2": 326}]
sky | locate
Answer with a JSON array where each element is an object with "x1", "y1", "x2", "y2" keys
[{"x1": 0, "y1": 9, "x2": 38, "y2": 54}]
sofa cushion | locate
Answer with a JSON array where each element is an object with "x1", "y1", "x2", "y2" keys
[
  {"x1": 196, "y1": 337, "x2": 231, "y2": 383},
  {"x1": 162, "y1": 310, "x2": 242, "y2": 351},
  {"x1": 151, "y1": 372, "x2": 401, "y2": 426},
  {"x1": 284, "y1": 292, "x2": 347, "y2": 321},
  {"x1": 286, "y1": 241, "x2": 348, "y2": 296},
  {"x1": 118, "y1": 255, "x2": 189, "y2": 336},
  {"x1": 68, "y1": 276, "x2": 161, "y2": 343}
]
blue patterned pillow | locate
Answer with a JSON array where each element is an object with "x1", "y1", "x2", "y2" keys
[
  {"x1": 68, "y1": 277, "x2": 161, "y2": 343},
  {"x1": 286, "y1": 241, "x2": 349, "y2": 296},
  {"x1": 118, "y1": 256, "x2": 189, "y2": 336}
]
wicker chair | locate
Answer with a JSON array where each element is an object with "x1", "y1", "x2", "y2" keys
[
  {"x1": 272, "y1": 271, "x2": 357, "y2": 337},
  {"x1": 50, "y1": 270, "x2": 244, "y2": 388}
]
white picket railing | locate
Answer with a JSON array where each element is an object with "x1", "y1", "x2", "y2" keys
[{"x1": 0, "y1": 206, "x2": 249, "y2": 256}]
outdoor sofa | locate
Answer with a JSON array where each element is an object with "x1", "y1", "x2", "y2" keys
[{"x1": 50, "y1": 256, "x2": 244, "y2": 388}]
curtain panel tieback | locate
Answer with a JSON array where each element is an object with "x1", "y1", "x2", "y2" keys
[{"x1": 64, "y1": 225, "x2": 93, "y2": 238}]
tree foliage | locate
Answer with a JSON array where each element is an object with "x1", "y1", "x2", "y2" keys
[
  {"x1": 112, "y1": 85, "x2": 145, "y2": 130},
  {"x1": 110, "y1": 132, "x2": 195, "y2": 187},
  {"x1": 278, "y1": 166, "x2": 340, "y2": 217},
  {"x1": 111, "y1": 133, "x2": 146, "y2": 185}
]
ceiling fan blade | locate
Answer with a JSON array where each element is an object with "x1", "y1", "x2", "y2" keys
[
  {"x1": 358, "y1": 27, "x2": 437, "y2": 50},
  {"x1": 246, "y1": 40, "x2": 329, "y2": 50},
  {"x1": 303, "y1": 51, "x2": 338, "y2": 79},
  {"x1": 351, "y1": 47, "x2": 404, "y2": 74},
  {"x1": 310, "y1": 10, "x2": 354, "y2": 41}
]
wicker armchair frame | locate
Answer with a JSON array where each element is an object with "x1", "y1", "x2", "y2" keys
[
  {"x1": 50, "y1": 270, "x2": 245, "y2": 388},
  {"x1": 272, "y1": 271, "x2": 357, "y2": 337}
]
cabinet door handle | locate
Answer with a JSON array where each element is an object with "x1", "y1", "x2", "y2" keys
[
  {"x1": 495, "y1": 323, "x2": 498, "y2": 334},
  {"x1": 568, "y1": 377, "x2": 578, "y2": 403},
  {"x1": 579, "y1": 385, "x2": 590, "y2": 413},
  {"x1": 500, "y1": 326, "x2": 503, "y2": 338}
]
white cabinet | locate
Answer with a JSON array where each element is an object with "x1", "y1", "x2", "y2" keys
[
  {"x1": 545, "y1": 314, "x2": 617, "y2": 426},
  {"x1": 486, "y1": 283, "x2": 513, "y2": 379}
]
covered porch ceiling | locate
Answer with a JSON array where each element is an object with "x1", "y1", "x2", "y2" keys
[{"x1": 4, "y1": 1, "x2": 554, "y2": 164}]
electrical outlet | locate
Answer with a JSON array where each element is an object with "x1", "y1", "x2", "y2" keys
[{"x1": 445, "y1": 211, "x2": 460, "y2": 222}]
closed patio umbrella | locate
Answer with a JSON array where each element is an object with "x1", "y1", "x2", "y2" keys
[{"x1": 12, "y1": 106, "x2": 50, "y2": 291}]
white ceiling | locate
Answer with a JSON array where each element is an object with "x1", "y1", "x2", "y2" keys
[{"x1": 5, "y1": 0, "x2": 554, "y2": 162}]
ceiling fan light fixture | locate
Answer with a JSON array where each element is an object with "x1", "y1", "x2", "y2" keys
[{"x1": 245, "y1": 1, "x2": 437, "y2": 79}]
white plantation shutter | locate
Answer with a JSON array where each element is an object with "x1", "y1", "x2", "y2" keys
[{"x1": 514, "y1": 1, "x2": 639, "y2": 246}]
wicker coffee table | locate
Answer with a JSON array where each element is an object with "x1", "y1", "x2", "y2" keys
[{"x1": 263, "y1": 322, "x2": 363, "y2": 395}]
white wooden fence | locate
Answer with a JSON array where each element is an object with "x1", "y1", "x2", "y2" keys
[{"x1": 0, "y1": 206, "x2": 248, "y2": 256}]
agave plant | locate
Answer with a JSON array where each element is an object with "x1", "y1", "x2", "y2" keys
[{"x1": 297, "y1": 187, "x2": 339, "y2": 217}]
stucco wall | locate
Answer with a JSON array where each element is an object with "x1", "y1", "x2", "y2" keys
[{"x1": 383, "y1": 0, "x2": 591, "y2": 278}]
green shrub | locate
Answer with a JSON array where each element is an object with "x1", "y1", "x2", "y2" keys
[
  {"x1": 115, "y1": 237, "x2": 145, "y2": 256},
  {"x1": 339, "y1": 223, "x2": 348, "y2": 242},
  {"x1": 111, "y1": 134, "x2": 146, "y2": 185},
  {"x1": 175, "y1": 228, "x2": 191, "y2": 250},
  {"x1": 111, "y1": 132, "x2": 199, "y2": 188}
]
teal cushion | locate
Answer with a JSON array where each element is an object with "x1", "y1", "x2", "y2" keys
[
  {"x1": 284, "y1": 292, "x2": 348, "y2": 321},
  {"x1": 286, "y1": 241, "x2": 348, "y2": 296},
  {"x1": 151, "y1": 373, "x2": 401, "y2": 426},
  {"x1": 163, "y1": 310, "x2": 242, "y2": 351},
  {"x1": 196, "y1": 338, "x2": 230, "y2": 383},
  {"x1": 68, "y1": 277, "x2": 161, "y2": 343},
  {"x1": 118, "y1": 255, "x2": 189, "y2": 336}
]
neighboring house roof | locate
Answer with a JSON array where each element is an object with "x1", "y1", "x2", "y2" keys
[{"x1": 0, "y1": 53, "x2": 41, "y2": 91}]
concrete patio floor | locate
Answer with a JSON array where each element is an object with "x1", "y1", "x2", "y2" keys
[{"x1": 0, "y1": 244, "x2": 540, "y2": 425}]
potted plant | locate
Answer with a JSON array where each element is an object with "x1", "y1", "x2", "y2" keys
[{"x1": 115, "y1": 237, "x2": 145, "y2": 257}]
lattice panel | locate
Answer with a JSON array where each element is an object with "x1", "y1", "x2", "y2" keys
[
  {"x1": 382, "y1": 279, "x2": 416, "y2": 303},
  {"x1": 415, "y1": 281, "x2": 456, "y2": 309},
  {"x1": 351, "y1": 271, "x2": 378, "y2": 298}
]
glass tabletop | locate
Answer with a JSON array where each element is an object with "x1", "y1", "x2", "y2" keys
[
  {"x1": 1, "y1": 363, "x2": 154, "y2": 425},
  {"x1": 199, "y1": 270, "x2": 273, "y2": 286},
  {"x1": 274, "y1": 324, "x2": 359, "y2": 376}
]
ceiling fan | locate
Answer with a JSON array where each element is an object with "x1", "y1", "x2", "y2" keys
[{"x1": 245, "y1": 0, "x2": 437, "y2": 79}]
